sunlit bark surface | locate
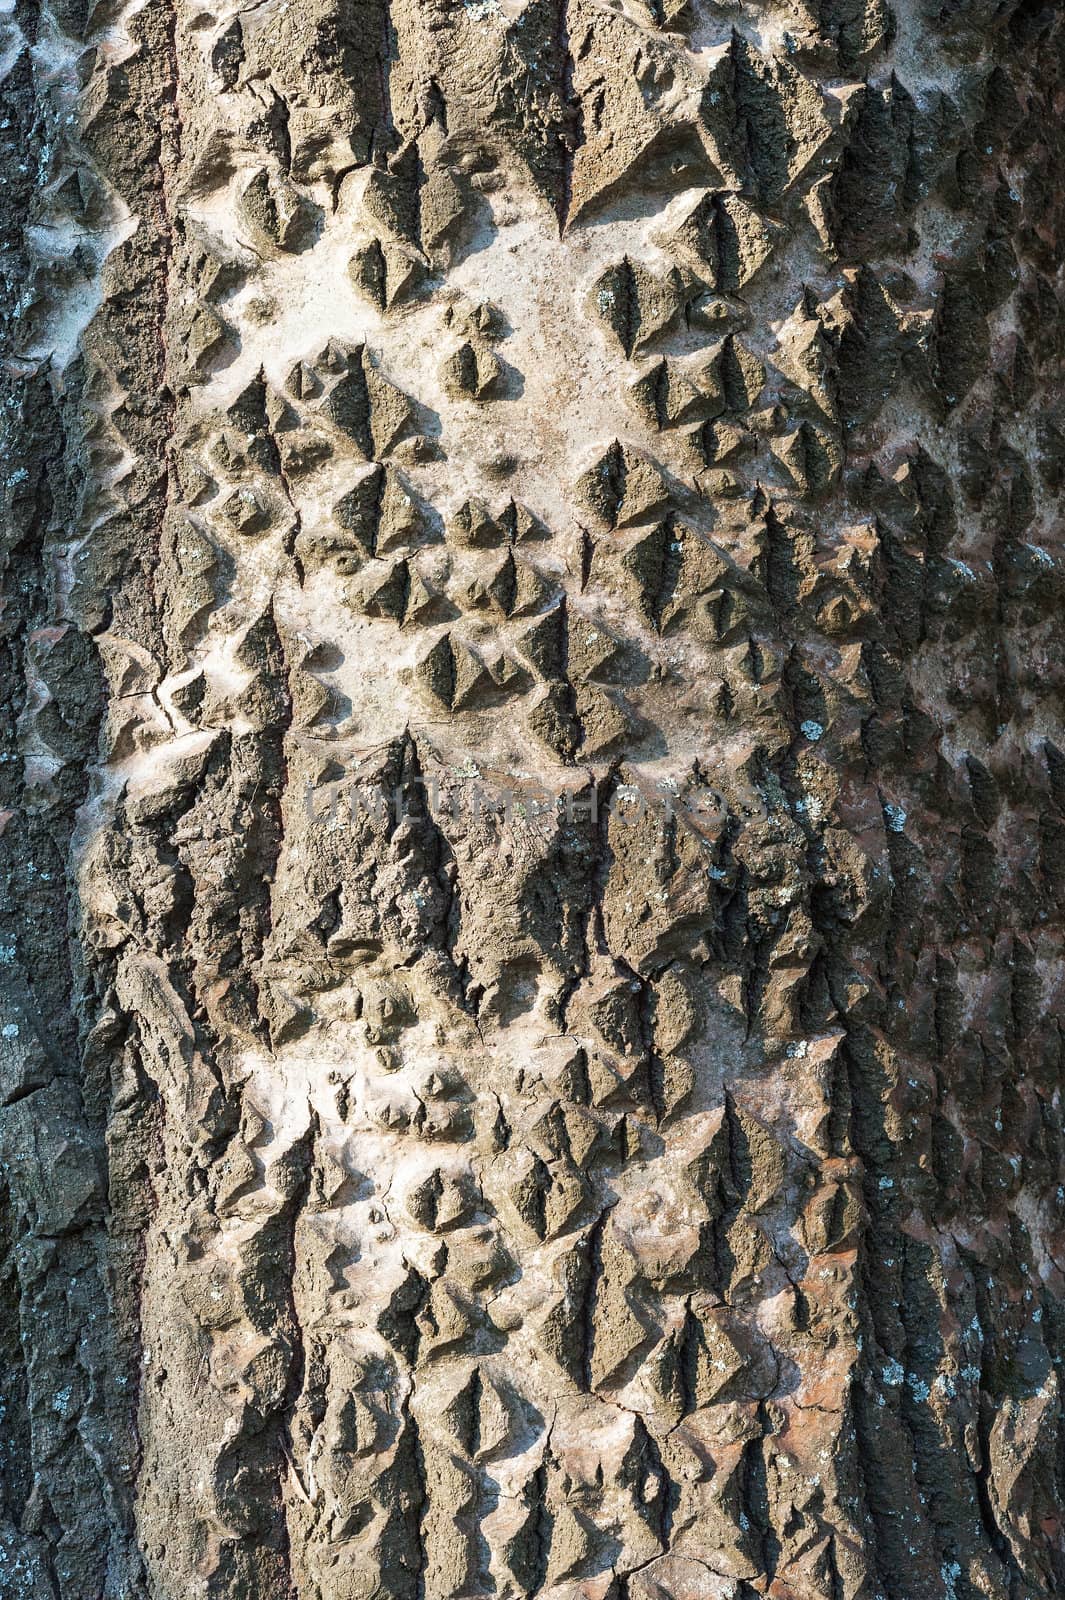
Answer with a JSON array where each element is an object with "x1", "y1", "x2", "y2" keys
[{"x1": 2, "y1": 0, "x2": 1065, "y2": 1595}]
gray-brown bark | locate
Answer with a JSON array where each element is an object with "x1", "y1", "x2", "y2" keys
[{"x1": 2, "y1": 0, "x2": 1065, "y2": 1597}]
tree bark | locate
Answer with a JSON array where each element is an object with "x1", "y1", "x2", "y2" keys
[{"x1": 2, "y1": 0, "x2": 1064, "y2": 1596}]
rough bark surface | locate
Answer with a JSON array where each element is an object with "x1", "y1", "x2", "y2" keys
[{"x1": 2, "y1": 0, "x2": 1065, "y2": 1596}]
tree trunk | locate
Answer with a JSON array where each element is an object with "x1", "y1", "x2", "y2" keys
[{"x1": 2, "y1": 0, "x2": 1064, "y2": 1595}]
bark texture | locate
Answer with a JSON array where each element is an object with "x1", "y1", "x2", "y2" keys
[{"x1": 2, "y1": 0, "x2": 1065, "y2": 1596}]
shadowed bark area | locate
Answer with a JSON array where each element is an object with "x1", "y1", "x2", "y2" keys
[{"x1": 2, "y1": 0, "x2": 1065, "y2": 1596}]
